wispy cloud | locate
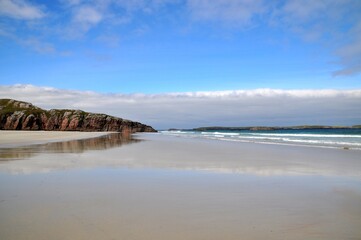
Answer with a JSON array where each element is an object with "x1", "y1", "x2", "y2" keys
[
  {"x1": 333, "y1": 20, "x2": 361, "y2": 76},
  {"x1": 272, "y1": 0, "x2": 361, "y2": 76},
  {"x1": 73, "y1": 5, "x2": 103, "y2": 25},
  {"x1": 187, "y1": 0, "x2": 265, "y2": 27},
  {"x1": 0, "y1": 23, "x2": 69, "y2": 55},
  {"x1": 186, "y1": 0, "x2": 361, "y2": 76},
  {"x1": 0, "y1": 0, "x2": 46, "y2": 20},
  {"x1": 20, "y1": 38, "x2": 56, "y2": 54},
  {"x1": 60, "y1": 0, "x2": 83, "y2": 7},
  {"x1": 1, "y1": 85, "x2": 360, "y2": 129},
  {"x1": 0, "y1": 1, "x2": 360, "y2": 76},
  {"x1": 63, "y1": 4, "x2": 106, "y2": 39}
]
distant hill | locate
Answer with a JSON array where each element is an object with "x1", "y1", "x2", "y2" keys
[
  {"x1": 0, "y1": 99, "x2": 156, "y2": 133},
  {"x1": 192, "y1": 125, "x2": 360, "y2": 131}
]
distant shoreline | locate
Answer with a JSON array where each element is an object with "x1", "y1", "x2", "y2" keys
[{"x1": 168, "y1": 125, "x2": 361, "y2": 132}]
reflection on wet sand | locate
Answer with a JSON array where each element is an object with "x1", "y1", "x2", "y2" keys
[
  {"x1": 0, "y1": 133, "x2": 360, "y2": 240},
  {"x1": 1, "y1": 133, "x2": 360, "y2": 177},
  {"x1": 0, "y1": 133, "x2": 139, "y2": 160}
]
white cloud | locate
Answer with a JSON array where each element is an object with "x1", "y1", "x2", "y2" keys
[
  {"x1": 186, "y1": 0, "x2": 361, "y2": 75},
  {"x1": 0, "y1": 0, "x2": 45, "y2": 19},
  {"x1": 187, "y1": 0, "x2": 265, "y2": 27},
  {"x1": 0, "y1": 1, "x2": 360, "y2": 76},
  {"x1": 65, "y1": 5, "x2": 104, "y2": 37},
  {"x1": 0, "y1": 23, "x2": 68, "y2": 55},
  {"x1": 61, "y1": 0, "x2": 83, "y2": 6},
  {"x1": 272, "y1": 0, "x2": 361, "y2": 76},
  {"x1": 112, "y1": 0, "x2": 177, "y2": 13},
  {"x1": 1, "y1": 85, "x2": 360, "y2": 129},
  {"x1": 333, "y1": 41, "x2": 361, "y2": 76},
  {"x1": 20, "y1": 38, "x2": 56, "y2": 54},
  {"x1": 74, "y1": 5, "x2": 103, "y2": 25},
  {"x1": 333, "y1": 20, "x2": 361, "y2": 76},
  {"x1": 280, "y1": 0, "x2": 327, "y2": 21}
]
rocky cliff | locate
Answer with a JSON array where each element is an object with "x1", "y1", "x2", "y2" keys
[{"x1": 0, "y1": 99, "x2": 156, "y2": 133}]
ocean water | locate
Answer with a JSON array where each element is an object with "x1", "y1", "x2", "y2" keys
[{"x1": 161, "y1": 128, "x2": 361, "y2": 150}]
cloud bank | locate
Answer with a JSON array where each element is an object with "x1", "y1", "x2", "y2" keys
[{"x1": 1, "y1": 85, "x2": 360, "y2": 129}]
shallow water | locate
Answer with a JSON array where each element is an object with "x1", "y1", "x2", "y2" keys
[
  {"x1": 0, "y1": 133, "x2": 360, "y2": 240},
  {"x1": 161, "y1": 128, "x2": 361, "y2": 150}
]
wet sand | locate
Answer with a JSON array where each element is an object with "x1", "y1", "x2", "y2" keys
[
  {"x1": 0, "y1": 132, "x2": 360, "y2": 239},
  {"x1": 0, "y1": 130, "x2": 112, "y2": 147}
]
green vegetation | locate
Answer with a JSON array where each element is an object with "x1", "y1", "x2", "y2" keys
[
  {"x1": 0, "y1": 99, "x2": 45, "y2": 116},
  {"x1": 49, "y1": 109, "x2": 88, "y2": 118},
  {"x1": 0, "y1": 99, "x2": 112, "y2": 120}
]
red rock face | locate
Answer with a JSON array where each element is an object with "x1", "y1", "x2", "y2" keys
[
  {"x1": 0, "y1": 99, "x2": 156, "y2": 133},
  {"x1": 60, "y1": 118, "x2": 69, "y2": 130},
  {"x1": 21, "y1": 114, "x2": 40, "y2": 130}
]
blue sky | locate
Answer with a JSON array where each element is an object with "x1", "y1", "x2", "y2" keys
[
  {"x1": 0, "y1": 0, "x2": 361, "y2": 128},
  {"x1": 1, "y1": 0, "x2": 360, "y2": 93}
]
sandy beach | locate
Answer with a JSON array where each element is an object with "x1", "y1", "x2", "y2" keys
[{"x1": 0, "y1": 131, "x2": 360, "y2": 240}]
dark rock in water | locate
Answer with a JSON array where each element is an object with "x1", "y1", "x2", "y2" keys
[{"x1": 0, "y1": 99, "x2": 156, "y2": 133}]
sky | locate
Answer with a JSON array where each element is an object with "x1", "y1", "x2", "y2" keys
[{"x1": 0, "y1": 0, "x2": 361, "y2": 129}]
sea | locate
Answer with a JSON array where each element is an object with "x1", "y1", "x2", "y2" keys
[{"x1": 160, "y1": 128, "x2": 361, "y2": 150}]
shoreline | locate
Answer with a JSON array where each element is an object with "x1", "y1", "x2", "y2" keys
[{"x1": 1, "y1": 130, "x2": 360, "y2": 151}]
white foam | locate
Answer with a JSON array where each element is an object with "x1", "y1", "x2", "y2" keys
[
  {"x1": 248, "y1": 133, "x2": 361, "y2": 138},
  {"x1": 159, "y1": 131, "x2": 361, "y2": 150}
]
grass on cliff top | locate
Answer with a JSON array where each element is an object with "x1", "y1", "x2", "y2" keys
[
  {"x1": 49, "y1": 109, "x2": 110, "y2": 119},
  {"x1": 0, "y1": 99, "x2": 128, "y2": 122},
  {"x1": 0, "y1": 99, "x2": 87, "y2": 118},
  {"x1": 0, "y1": 98, "x2": 46, "y2": 116},
  {"x1": 50, "y1": 109, "x2": 86, "y2": 116}
]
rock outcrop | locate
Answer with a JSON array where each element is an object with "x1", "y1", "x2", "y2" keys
[{"x1": 0, "y1": 99, "x2": 156, "y2": 133}]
